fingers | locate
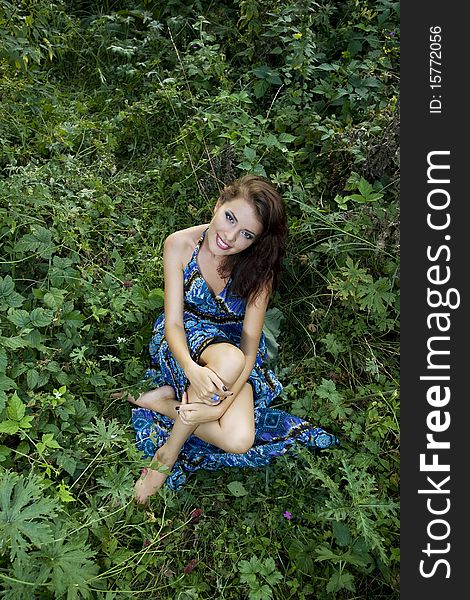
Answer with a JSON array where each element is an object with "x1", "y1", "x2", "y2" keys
[
  {"x1": 189, "y1": 366, "x2": 233, "y2": 401},
  {"x1": 205, "y1": 398, "x2": 221, "y2": 406},
  {"x1": 197, "y1": 366, "x2": 226, "y2": 394},
  {"x1": 179, "y1": 412, "x2": 190, "y2": 425},
  {"x1": 177, "y1": 403, "x2": 210, "y2": 425},
  {"x1": 178, "y1": 405, "x2": 194, "y2": 425},
  {"x1": 206, "y1": 369, "x2": 234, "y2": 398},
  {"x1": 177, "y1": 404, "x2": 198, "y2": 412},
  {"x1": 181, "y1": 391, "x2": 188, "y2": 405},
  {"x1": 195, "y1": 388, "x2": 225, "y2": 404},
  {"x1": 206, "y1": 370, "x2": 230, "y2": 395},
  {"x1": 187, "y1": 366, "x2": 234, "y2": 402},
  {"x1": 195, "y1": 392, "x2": 226, "y2": 406},
  {"x1": 198, "y1": 393, "x2": 221, "y2": 406}
]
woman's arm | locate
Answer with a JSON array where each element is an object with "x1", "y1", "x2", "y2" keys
[
  {"x1": 163, "y1": 231, "x2": 226, "y2": 401},
  {"x1": 212, "y1": 286, "x2": 271, "y2": 417},
  {"x1": 162, "y1": 232, "x2": 193, "y2": 372}
]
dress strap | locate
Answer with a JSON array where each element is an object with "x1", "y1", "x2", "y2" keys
[
  {"x1": 193, "y1": 227, "x2": 208, "y2": 257},
  {"x1": 185, "y1": 227, "x2": 208, "y2": 274}
]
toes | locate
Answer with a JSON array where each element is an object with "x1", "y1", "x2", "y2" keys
[
  {"x1": 133, "y1": 467, "x2": 168, "y2": 504},
  {"x1": 134, "y1": 492, "x2": 147, "y2": 505},
  {"x1": 111, "y1": 391, "x2": 136, "y2": 404},
  {"x1": 133, "y1": 482, "x2": 148, "y2": 504}
]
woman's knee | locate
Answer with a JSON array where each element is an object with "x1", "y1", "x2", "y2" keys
[
  {"x1": 225, "y1": 431, "x2": 255, "y2": 454},
  {"x1": 202, "y1": 343, "x2": 246, "y2": 381}
]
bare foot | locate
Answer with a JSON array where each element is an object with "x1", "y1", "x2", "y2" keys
[
  {"x1": 113, "y1": 386, "x2": 176, "y2": 412},
  {"x1": 134, "y1": 459, "x2": 173, "y2": 504}
]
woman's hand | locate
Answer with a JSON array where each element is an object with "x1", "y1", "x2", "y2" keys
[
  {"x1": 177, "y1": 392, "x2": 222, "y2": 425},
  {"x1": 184, "y1": 363, "x2": 231, "y2": 405}
]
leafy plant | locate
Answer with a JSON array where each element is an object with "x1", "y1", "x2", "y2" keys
[
  {"x1": 238, "y1": 555, "x2": 283, "y2": 600},
  {"x1": 0, "y1": 471, "x2": 58, "y2": 561}
]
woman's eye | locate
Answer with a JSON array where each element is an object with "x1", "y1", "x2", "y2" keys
[
  {"x1": 242, "y1": 231, "x2": 253, "y2": 240},
  {"x1": 225, "y1": 212, "x2": 234, "y2": 223}
]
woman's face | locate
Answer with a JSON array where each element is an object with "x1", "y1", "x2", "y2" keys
[{"x1": 206, "y1": 196, "x2": 263, "y2": 257}]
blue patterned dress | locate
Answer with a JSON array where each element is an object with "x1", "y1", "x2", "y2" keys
[{"x1": 131, "y1": 229, "x2": 339, "y2": 490}]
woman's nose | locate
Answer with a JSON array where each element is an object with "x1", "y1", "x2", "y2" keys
[{"x1": 225, "y1": 229, "x2": 237, "y2": 243}]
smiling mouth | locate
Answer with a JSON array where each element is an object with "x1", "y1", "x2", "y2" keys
[{"x1": 216, "y1": 234, "x2": 231, "y2": 250}]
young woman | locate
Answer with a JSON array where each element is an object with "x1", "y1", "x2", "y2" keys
[{"x1": 130, "y1": 175, "x2": 339, "y2": 503}]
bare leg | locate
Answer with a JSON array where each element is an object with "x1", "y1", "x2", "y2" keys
[
  {"x1": 133, "y1": 383, "x2": 255, "y2": 503},
  {"x1": 134, "y1": 343, "x2": 248, "y2": 503},
  {"x1": 112, "y1": 385, "x2": 177, "y2": 414},
  {"x1": 134, "y1": 416, "x2": 198, "y2": 503},
  {"x1": 190, "y1": 382, "x2": 255, "y2": 452},
  {"x1": 128, "y1": 385, "x2": 175, "y2": 408}
]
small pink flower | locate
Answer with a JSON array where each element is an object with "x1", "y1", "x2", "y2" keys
[
  {"x1": 283, "y1": 511, "x2": 292, "y2": 520},
  {"x1": 143, "y1": 539, "x2": 151, "y2": 548},
  {"x1": 184, "y1": 558, "x2": 198, "y2": 575}
]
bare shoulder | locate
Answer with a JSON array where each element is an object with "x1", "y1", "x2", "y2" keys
[{"x1": 164, "y1": 225, "x2": 208, "y2": 266}]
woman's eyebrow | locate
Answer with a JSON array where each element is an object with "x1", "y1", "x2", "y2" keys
[{"x1": 227, "y1": 209, "x2": 258, "y2": 236}]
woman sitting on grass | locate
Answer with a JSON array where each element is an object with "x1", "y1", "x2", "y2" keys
[{"x1": 129, "y1": 174, "x2": 339, "y2": 504}]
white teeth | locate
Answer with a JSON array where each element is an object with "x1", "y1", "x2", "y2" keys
[{"x1": 217, "y1": 235, "x2": 230, "y2": 249}]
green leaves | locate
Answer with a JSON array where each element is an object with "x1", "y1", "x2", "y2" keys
[
  {"x1": 0, "y1": 276, "x2": 25, "y2": 311},
  {"x1": 328, "y1": 256, "x2": 397, "y2": 329},
  {"x1": 96, "y1": 465, "x2": 134, "y2": 505},
  {"x1": 7, "y1": 307, "x2": 54, "y2": 329},
  {"x1": 15, "y1": 226, "x2": 56, "y2": 259},
  {"x1": 287, "y1": 539, "x2": 315, "y2": 575},
  {"x1": 0, "y1": 276, "x2": 15, "y2": 301},
  {"x1": 6, "y1": 393, "x2": 25, "y2": 421},
  {"x1": 0, "y1": 0, "x2": 72, "y2": 70},
  {"x1": 359, "y1": 277, "x2": 396, "y2": 315},
  {"x1": 30, "y1": 527, "x2": 99, "y2": 599},
  {"x1": 83, "y1": 417, "x2": 127, "y2": 450},
  {"x1": 238, "y1": 555, "x2": 283, "y2": 599},
  {"x1": 0, "y1": 348, "x2": 7, "y2": 372},
  {"x1": 0, "y1": 471, "x2": 58, "y2": 561},
  {"x1": 227, "y1": 480, "x2": 248, "y2": 497},
  {"x1": 321, "y1": 333, "x2": 346, "y2": 359},
  {"x1": 335, "y1": 174, "x2": 385, "y2": 210},
  {"x1": 332, "y1": 520, "x2": 353, "y2": 547},
  {"x1": 316, "y1": 378, "x2": 352, "y2": 421},
  {"x1": 251, "y1": 66, "x2": 283, "y2": 98},
  {"x1": 262, "y1": 307, "x2": 284, "y2": 362},
  {"x1": 26, "y1": 368, "x2": 39, "y2": 390},
  {"x1": 0, "y1": 473, "x2": 96, "y2": 597},
  {"x1": 37, "y1": 433, "x2": 61, "y2": 455},
  {"x1": 0, "y1": 393, "x2": 34, "y2": 434},
  {"x1": 243, "y1": 146, "x2": 257, "y2": 162},
  {"x1": 326, "y1": 569, "x2": 356, "y2": 594}
]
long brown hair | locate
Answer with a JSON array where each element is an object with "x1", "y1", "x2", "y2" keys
[{"x1": 217, "y1": 175, "x2": 288, "y2": 303}]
